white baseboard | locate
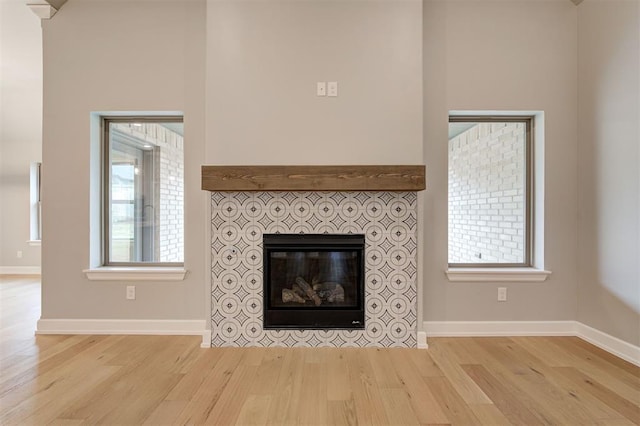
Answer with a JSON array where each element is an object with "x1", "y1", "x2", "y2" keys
[
  {"x1": 424, "y1": 320, "x2": 639, "y2": 366},
  {"x1": 417, "y1": 331, "x2": 428, "y2": 349},
  {"x1": 30, "y1": 318, "x2": 639, "y2": 365},
  {"x1": 424, "y1": 320, "x2": 576, "y2": 337},
  {"x1": 0, "y1": 266, "x2": 41, "y2": 275},
  {"x1": 201, "y1": 329, "x2": 212, "y2": 348},
  {"x1": 575, "y1": 322, "x2": 640, "y2": 367},
  {"x1": 36, "y1": 319, "x2": 209, "y2": 347}
]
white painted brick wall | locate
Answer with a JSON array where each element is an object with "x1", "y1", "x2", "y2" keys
[
  {"x1": 448, "y1": 122, "x2": 525, "y2": 264},
  {"x1": 156, "y1": 127, "x2": 184, "y2": 262}
]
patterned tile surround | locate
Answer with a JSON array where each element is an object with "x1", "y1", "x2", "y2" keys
[{"x1": 210, "y1": 191, "x2": 418, "y2": 347}]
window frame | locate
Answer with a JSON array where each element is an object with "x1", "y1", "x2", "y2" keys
[
  {"x1": 101, "y1": 115, "x2": 184, "y2": 267},
  {"x1": 28, "y1": 161, "x2": 42, "y2": 244},
  {"x1": 448, "y1": 115, "x2": 534, "y2": 268}
]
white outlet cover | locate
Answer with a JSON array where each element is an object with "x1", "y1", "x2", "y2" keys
[
  {"x1": 497, "y1": 287, "x2": 507, "y2": 301},
  {"x1": 126, "y1": 285, "x2": 136, "y2": 300}
]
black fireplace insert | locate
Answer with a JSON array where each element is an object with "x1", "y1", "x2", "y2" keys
[{"x1": 263, "y1": 234, "x2": 365, "y2": 329}]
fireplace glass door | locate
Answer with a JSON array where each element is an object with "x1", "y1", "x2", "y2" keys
[{"x1": 263, "y1": 234, "x2": 365, "y2": 329}]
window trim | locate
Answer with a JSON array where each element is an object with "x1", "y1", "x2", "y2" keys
[
  {"x1": 101, "y1": 116, "x2": 184, "y2": 267},
  {"x1": 448, "y1": 115, "x2": 534, "y2": 268},
  {"x1": 83, "y1": 266, "x2": 187, "y2": 281},
  {"x1": 445, "y1": 267, "x2": 551, "y2": 282}
]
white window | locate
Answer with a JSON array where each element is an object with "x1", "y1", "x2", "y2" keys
[
  {"x1": 102, "y1": 117, "x2": 184, "y2": 266},
  {"x1": 448, "y1": 116, "x2": 532, "y2": 267},
  {"x1": 29, "y1": 161, "x2": 42, "y2": 243}
]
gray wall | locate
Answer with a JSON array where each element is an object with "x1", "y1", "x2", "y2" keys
[
  {"x1": 37, "y1": 0, "x2": 639, "y2": 348},
  {"x1": 423, "y1": 0, "x2": 579, "y2": 322},
  {"x1": 0, "y1": 1, "x2": 42, "y2": 270},
  {"x1": 577, "y1": 0, "x2": 640, "y2": 346},
  {"x1": 41, "y1": 0, "x2": 206, "y2": 319},
  {"x1": 205, "y1": 0, "x2": 423, "y2": 165},
  {"x1": 39, "y1": 0, "x2": 422, "y2": 321}
]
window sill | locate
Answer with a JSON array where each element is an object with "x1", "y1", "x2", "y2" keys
[
  {"x1": 83, "y1": 267, "x2": 187, "y2": 281},
  {"x1": 446, "y1": 267, "x2": 551, "y2": 282},
  {"x1": 27, "y1": 240, "x2": 41, "y2": 246}
]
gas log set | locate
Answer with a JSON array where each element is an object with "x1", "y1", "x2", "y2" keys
[{"x1": 281, "y1": 277, "x2": 345, "y2": 305}]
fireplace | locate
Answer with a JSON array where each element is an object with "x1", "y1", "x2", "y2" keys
[
  {"x1": 263, "y1": 234, "x2": 365, "y2": 329},
  {"x1": 205, "y1": 166, "x2": 424, "y2": 347},
  {"x1": 208, "y1": 190, "x2": 419, "y2": 347}
]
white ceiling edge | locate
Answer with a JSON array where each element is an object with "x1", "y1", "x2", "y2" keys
[
  {"x1": 27, "y1": 0, "x2": 67, "y2": 20},
  {"x1": 27, "y1": 4, "x2": 57, "y2": 19}
]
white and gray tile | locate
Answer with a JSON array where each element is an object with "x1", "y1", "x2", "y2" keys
[{"x1": 210, "y1": 191, "x2": 418, "y2": 348}]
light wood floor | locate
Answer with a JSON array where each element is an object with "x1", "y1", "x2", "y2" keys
[{"x1": 1, "y1": 276, "x2": 638, "y2": 425}]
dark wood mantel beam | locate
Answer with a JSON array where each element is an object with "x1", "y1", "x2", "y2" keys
[{"x1": 201, "y1": 165, "x2": 426, "y2": 192}]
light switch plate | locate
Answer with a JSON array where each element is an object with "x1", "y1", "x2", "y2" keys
[
  {"x1": 328, "y1": 81, "x2": 338, "y2": 97},
  {"x1": 317, "y1": 82, "x2": 326, "y2": 96}
]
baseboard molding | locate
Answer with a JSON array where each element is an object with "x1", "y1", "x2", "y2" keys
[
  {"x1": 424, "y1": 320, "x2": 576, "y2": 337},
  {"x1": 36, "y1": 319, "x2": 209, "y2": 347},
  {"x1": 417, "y1": 331, "x2": 428, "y2": 349},
  {"x1": 201, "y1": 329, "x2": 212, "y2": 348},
  {"x1": 575, "y1": 322, "x2": 640, "y2": 367},
  {"x1": 0, "y1": 266, "x2": 41, "y2": 275},
  {"x1": 424, "y1": 320, "x2": 639, "y2": 366},
  {"x1": 30, "y1": 318, "x2": 639, "y2": 365}
]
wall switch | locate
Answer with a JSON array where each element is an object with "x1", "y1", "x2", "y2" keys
[
  {"x1": 328, "y1": 81, "x2": 338, "y2": 97},
  {"x1": 16, "y1": 250, "x2": 23, "y2": 259},
  {"x1": 497, "y1": 287, "x2": 507, "y2": 302},
  {"x1": 126, "y1": 285, "x2": 136, "y2": 300},
  {"x1": 316, "y1": 82, "x2": 326, "y2": 96}
]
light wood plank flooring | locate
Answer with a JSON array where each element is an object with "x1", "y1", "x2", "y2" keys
[{"x1": 1, "y1": 275, "x2": 638, "y2": 425}]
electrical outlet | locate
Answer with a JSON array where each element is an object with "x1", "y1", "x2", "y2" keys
[
  {"x1": 17, "y1": 250, "x2": 23, "y2": 259},
  {"x1": 126, "y1": 285, "x2": 136, "y2": 300},
  {"x1": 497, "y1": 287, "x2": 507, "y2": 302}
]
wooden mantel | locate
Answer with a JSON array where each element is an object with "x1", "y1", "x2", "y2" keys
[{"x1": 201, "y1": 165, "x2": 425, "y2": 192}]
